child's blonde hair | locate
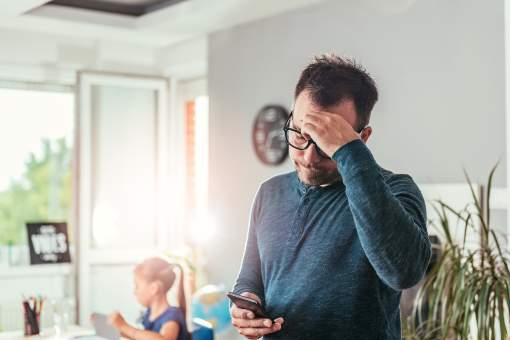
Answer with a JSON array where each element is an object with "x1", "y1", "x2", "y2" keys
[
  {"x1": 135, "y1": 257, "x2": 176, "y2": 293},
  {"x1": 135, "y1": 257, "x2": 187, "y2": 324}
]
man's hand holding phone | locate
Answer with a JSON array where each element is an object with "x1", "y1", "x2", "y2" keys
[{"x1": 229, "y1": 292, "x2": 284, "y2": 339}]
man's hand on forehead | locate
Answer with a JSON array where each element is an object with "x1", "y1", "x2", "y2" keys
[{"x1": 301, "y1": 110, "x2": 361, "y2": 157}]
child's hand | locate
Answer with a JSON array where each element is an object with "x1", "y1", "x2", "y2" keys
[{"x1": 108, "y1": 311, "x2": 127, "y2": 330}]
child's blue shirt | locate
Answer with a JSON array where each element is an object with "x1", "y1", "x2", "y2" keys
[{"x1": 142, "y1": 306, "x2": 190, "y2": 340}]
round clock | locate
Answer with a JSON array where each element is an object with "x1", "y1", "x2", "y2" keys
[{"x1": 252, "y1": 105, "x2": 289, "y2": 165}]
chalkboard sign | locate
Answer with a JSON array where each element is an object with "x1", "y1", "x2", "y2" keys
[{"x1": 26, "y1": 222, "x2": 71, "y2": 265}]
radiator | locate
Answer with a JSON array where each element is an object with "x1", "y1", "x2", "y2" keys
[{"x1": 0, "y1": 299, "x2": 76, "y2": 332}]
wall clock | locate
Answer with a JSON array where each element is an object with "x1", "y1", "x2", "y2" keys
[{"x1": 252, "y1": 105, "x2": 289, "y2": 165}]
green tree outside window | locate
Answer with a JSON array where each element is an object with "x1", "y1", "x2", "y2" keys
[{"x1": 0, "y1": 137, "x2": 72, "y2": 245}]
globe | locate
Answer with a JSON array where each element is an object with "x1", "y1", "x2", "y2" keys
[{"x1": 191, "y1": 285, "x2": 231, "y2": 334}]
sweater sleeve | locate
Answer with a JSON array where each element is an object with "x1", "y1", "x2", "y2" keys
[
  {"x1": 332, "y1": 139, "x2": 432, "y2": 290},
  {"x1": 232, "y1": 186, "x2": 265, "y2": 302}
]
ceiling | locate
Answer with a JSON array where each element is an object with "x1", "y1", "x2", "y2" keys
[
  {"x1": 0, "y1": 0, "x2": 325, "y2": 47},
  {"x1": 48, "y1": 0, "x2": 188, "y2": 17}
]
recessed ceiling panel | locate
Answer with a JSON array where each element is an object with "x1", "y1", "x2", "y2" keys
[{"x1": 47, "y1": 0, "x2": 188, "y2": 16}]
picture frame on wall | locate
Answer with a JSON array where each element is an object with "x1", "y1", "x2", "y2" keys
[{"x1": 26, "y1": 222, "x2": 71, "y2": 265}]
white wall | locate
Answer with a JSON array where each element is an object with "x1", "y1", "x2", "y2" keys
[{"x1": 207, "y1": 0, "x2": 506, "y2": 288}]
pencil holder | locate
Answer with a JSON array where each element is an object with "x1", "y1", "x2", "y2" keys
[{"x1": 22, "y1": 297, "x2": 43, "y2": 336}]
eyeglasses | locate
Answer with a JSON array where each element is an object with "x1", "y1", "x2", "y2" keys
[{"x1": 283, "y1": 111, "x2": 367, "y2": 158}]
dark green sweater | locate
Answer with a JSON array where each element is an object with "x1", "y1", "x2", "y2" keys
[{"x1": 233, "y1": 139, "x2": 431, "y2": 339}]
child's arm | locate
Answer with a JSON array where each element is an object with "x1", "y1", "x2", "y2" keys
[{"x1": 109, "y1": 312, "x2": 180, "y2": 340}]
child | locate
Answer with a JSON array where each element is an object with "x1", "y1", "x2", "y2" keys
[{"x1": 108, "y1": 257, "x2": 191, "y2": 340}]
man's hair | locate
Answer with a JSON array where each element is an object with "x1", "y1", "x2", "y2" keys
[{"x1": 295, "y1": 54, "x2": 378, "y2": 131}]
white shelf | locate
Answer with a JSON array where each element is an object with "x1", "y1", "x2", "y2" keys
[{"x1": 0, "y1": 263, "x2": 73, "y2": 279}]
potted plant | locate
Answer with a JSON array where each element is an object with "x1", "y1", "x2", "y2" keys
[{"x1": 403, "y1": 165, "x2": 510, "y2": 340}]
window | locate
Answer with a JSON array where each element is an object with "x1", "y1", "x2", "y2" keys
[
  {"x1": 0, "y1": 84, "x2": 74, "y2": 266},
  {"x1": 185, "y1": 96, "x2": 209, "y2": 217},
  {"x1": 180, "y1": 78, "x2": 210, "y2": 246}
]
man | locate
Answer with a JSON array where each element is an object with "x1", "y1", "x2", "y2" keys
[{"x1": 230, "y1": 54, "x2": 431, "y2": 339}]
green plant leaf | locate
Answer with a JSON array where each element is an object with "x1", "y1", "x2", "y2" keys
[
  {"x1": 406, "y1": 164, "x2": 510, "y2": 340},
  {"x1": 485, "y1": 161, "x2": 499, "y2": 229}
]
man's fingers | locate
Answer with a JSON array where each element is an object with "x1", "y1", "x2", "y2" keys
[
  {"x1": 303, "y1": 112, "x2": 325, "y2": 125},
  {"x1": 302, "y1": 122, "x2": 321, "y2": 141},
  {"x1": 232, "y1": 317, "x2": 273, "y2": 328},
  {"x1": 274, "y1": 317, "x2": 284, "y2": 325},
  {"x1": 304, "y1": 111, "x2": 351, "y2": 131},
  {"x1": 238, "y1": 322, "x2": 282, "y2": 338},
  {"x1": 230, "y1": 306, "x2": 255, "y2": 319}
]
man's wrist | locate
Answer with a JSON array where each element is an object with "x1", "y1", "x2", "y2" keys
[
  {"x1": 327, "y1": 136, "x2": 361, "y2": 158},
  {"x1": 332, "y1": 139, "x2": 376, "y2": 176}
]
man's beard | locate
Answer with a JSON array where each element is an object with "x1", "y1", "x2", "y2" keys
[{"x1": 296, "y1": 164, "x2": 341, "y2": 186}]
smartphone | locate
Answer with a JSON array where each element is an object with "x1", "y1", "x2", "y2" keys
[{"x1": 227, "y1": 292, "x2": 271, "y2": 319}]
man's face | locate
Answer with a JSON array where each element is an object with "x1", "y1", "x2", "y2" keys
[{"x1": 289, "y1": 90, "x2": 369, "y2": 186}]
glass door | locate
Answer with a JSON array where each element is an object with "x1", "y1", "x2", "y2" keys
[{"x1": 77, "y1": 72, "x2": 171, "y2": 324}]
